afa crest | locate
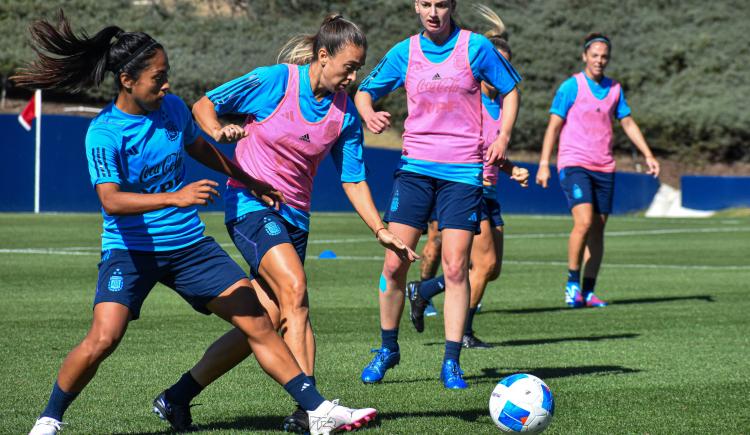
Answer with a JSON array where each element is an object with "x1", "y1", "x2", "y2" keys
[
  {"x1": 108, "y1": 269, "x2": 124, "y2": 292},
  {"x1": 264, "y1": 218, "x2": 282, "y2": 236}
]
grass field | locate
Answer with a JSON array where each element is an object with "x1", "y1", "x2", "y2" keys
[{"x1": 1, "y1": 212, "x2": 749, "y2": 434}]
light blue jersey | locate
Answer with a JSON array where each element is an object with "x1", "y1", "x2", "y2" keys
[
  {"x1": 550, "y1": 73, "x2": 631, "y2": 120},
  {"x1": 206, "y1": 63, "x2": 366, "y2": 231},
  {"x1": 358, "y1": 26, "x2": 521, "y2": 186},
  {"x1": 85, "y1": 94, "x2": 205, "y2": 251}
]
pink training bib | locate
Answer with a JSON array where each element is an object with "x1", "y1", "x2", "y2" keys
[
  {"x1": 228, "y1": 64, "x2": 347, "y2": 212},
  {"x1": 557, "y1": 72, "x2": 620, "y2": 173},
  {"x1": 402, "y1": 29, "x2": 483, "y2": 164},
  {"x1": 482, "y1": 96, "x2": 503, "y2": 185}
]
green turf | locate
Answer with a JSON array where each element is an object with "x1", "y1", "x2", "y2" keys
[{"x1": 1, "y1": 213, "x2": 749, "y2": 434}]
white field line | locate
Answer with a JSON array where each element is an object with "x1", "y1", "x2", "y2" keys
[{"x1": 1, "y1": 250, "x2": 747, "y2": 271}]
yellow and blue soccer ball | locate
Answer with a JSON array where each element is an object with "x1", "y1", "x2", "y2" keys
[{"x1": 489, "y1": 373, "x2": 554, "y2": 433}]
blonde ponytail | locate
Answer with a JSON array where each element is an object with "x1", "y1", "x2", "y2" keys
[
  {"x1": 473, "y1": 3, "x2": 512, "y2": 60},
  {"x1": 277, "y1": 34, "x2": 315, "y2": 65},
  {"x1": 277, "y1": 13, "x2": 366, "y2": 66}
]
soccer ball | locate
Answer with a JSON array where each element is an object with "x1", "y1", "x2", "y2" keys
[{"x1": 489, "y1": 373, "x2": 554, "y2": 433}]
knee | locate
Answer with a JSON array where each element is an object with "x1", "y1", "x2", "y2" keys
[
  {"x1": 573, "y1": 217, "x2": 593, "y2": 234},
  {"x1": 280, "y1": 277, "x2": 308, "y2": 312},
  {"x1": 442, "y1": 258, "x2": 469, "y2": 284},
  {"x1": 82, "y1": 331, "x2": 122, "y2": 361},
  {"x1": 382, "y1": 255, "x2": 408, "y2": 282}
]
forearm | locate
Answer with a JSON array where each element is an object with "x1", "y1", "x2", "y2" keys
[
  {"x1": 187, "y1": 138, "x2": 255, "y2": 187},
  {"x1": 354, "y1": 91, "x2": 376, "y2": 120},
  {"x1": 621, "y1": 118, "x2": 654, "y2": 158},
  {"x1": 539, "y1": 121, "x2": 561, "y2": 164},
  {"x1": 499, "y1": 88, "x2": 520, "y2": 138},
  {"x1": 192, "y1": 97, "x2": 224, "y2": 139},
  {"x1": 499, "y1": 159, "x2": 517, "y2": 176},
  {"x1": 342, "y1": 181, "x2": 385, "y2": 234},
  {"x1": 99, "y1": 189, "x2": 176, "y2": 216}
]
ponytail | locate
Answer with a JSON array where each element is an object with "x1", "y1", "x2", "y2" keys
[
  {"x1": 474, "y1": 4, "x2": 512, "y2": 60},
  {"x1": 12, "y1": 10, "x2": 163, "y2": 93},
  {"x1": 277, "y1": 13, "x2": 367, "y2": 65}
]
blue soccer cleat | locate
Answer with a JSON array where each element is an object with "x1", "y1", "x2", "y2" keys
[
  {"x1": 440, "y1": 359, "x2": 468, "y2": 389},
  {"x1": 361, "y1": 347, "x2": 400, "y2": 384},
  {"x1": 564, "y1": 282, "x2": 584, "y2": 308},
  {"x1": 585, "y1": 292, "x2": 608, "y2": 307}
]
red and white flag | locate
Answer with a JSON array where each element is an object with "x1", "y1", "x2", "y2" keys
[{"x1": 18, "y1": 93, "x2": 37, "y2": 131}]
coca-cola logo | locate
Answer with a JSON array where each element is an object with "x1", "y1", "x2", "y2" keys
[
  {"x1": 415, "y1": 77, "x2": 461, "y2": 94},
  {"x1": 140, "y1": 152, "x2": 183, "y2": 183}
]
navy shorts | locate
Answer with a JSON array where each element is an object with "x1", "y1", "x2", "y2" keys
[
  {"x1": 559, "y1": 166, "x2": 615, "y2": 214},
  {"x1": 481, "y1": 196, "x2": 504, "y2": 227},
  {"x1": 384, "y1": 170, "x2": 482, "y2": 233},
  {"x1": 94, "y1": 237, "x2": 247, "y2": 319},
  {"x1": 226, "y1": 209, "x2": 309, "y2": 279}
]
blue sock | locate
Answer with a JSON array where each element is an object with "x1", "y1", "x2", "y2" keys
[
  {"x1": 419, "y1": 276, "x2": 446, "y2": 300},
  {"x1": 567, "y1": 269, "x2": 581, "y2": 284},
  {"x1": 41, "y1": 382, "x2": 79, "y2": 421},
  {"x1": 381, "y1": 328, "x2": 399, "y2": 352},
  {"x1": 582, "y1": 277, "x2": 596, "y2": 295},
  {"x1": 165, "y1": 371, "x2": 204, "y2": 406},
  {"x1": 284, "y1": 373, "x2": 325, "y2": 412},
  {"x1": 444, "y1": 340, "x2": 462, "y2": 363},
  {"x1": 464, "y1": 307, "x2": 478, "y2": 335},
  {"x1": 309, "y1": 375, "x2": 316, "y2": 386}
]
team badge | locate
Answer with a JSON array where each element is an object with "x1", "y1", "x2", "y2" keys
[
  {"x1": 264, "y1": 218, "x2": 282, "y2": 236},
  {"x1": 572, "y1": 184, "x2": 583, "y2": 200},
  {"x1": 390, "y1": 189, "x2": 400, "y2": 212},
  {"x1": 108, "y1": 269, "x2": 124, "y2": 292}
]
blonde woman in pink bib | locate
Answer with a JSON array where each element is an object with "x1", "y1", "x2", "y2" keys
[
  {"x1": 156, "y1": 15, "x2": 417, "y2": 434},
  {"x1": 536, "y1": 33, "x2": 660, "y2": 309},
  {"x1": 356, "y1": 0, "x2": 521, "y2": 389}
]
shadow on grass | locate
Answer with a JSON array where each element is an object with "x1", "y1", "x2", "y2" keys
[
  {"x1": 498, "y1": 333, "x2": 639, "y2": 346},
  {"x1": 480, "y1": 294, "x2": 714, "y2": 315},
  {"x1": 384, "y1": 407, "x2": 487, "y2": 423},
  {"x1": 380, "y1": 364, "x2": 640, "y2": 386},
  {"x1": 115, "y1": 414, "x2": 289, "y2": 434}
]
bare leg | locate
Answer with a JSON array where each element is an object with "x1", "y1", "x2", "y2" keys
[
  {"x1": 583, "y1": 213, "x2": 608, "y2": 280},
  {"x1": 568, "y1": 203, "x2": 595, "y2": 271},
  {"x1": 379, "y1": 223, "x2": 423, "y2": 330},
  {"x1": 468, "y1": 221, "x2": 502, "y2": 308},
  {"x1": 420, "y1": 221, "x2": 442, "y2": 280},
  {"x1": 440, "y1": 228, "x2": 474, "y2": 343}
]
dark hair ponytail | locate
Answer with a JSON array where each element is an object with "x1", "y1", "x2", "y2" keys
[
  {"x1": 583, "y1": 32, "x2": 611, "y2": 52},
  {"x1": 12, "y1": 10, "x2": 163, "y2": 93},
  {"x1": 278, "y1": 13, "x2": 367, "y2": 65}
]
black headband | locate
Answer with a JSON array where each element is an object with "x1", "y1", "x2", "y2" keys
[
  {"x1": 584, "y1": 37, "x2": 611, "y2": 50},
  {"x1": 112, "y1": 41, "x2": 158, "y2": 73}
]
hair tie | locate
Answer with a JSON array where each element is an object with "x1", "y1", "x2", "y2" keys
[{"x1": 112, "y1": 40, "x2": 158, "y2": 73}]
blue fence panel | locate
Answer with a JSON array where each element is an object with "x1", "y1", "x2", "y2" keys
[
  {"x1": 0, "y1": 114, "x2": 660, "y2": 214},
  {"x1": 682, "y1": 175, "x2": 750, "y2": 210}
]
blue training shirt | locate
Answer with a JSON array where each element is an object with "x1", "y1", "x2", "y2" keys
[
  {"x1": 85, "y1": 94, "x2": 205, "y2": 251},
  {"x1": 550, "y1": 72, "x2": 631, "y2": 120},
  {"x1": 358, "y1": 26, "x2": 521, "y2": 186},
  {"x1": 206, "y1": 63, "x2": 366, "y2": 231}
]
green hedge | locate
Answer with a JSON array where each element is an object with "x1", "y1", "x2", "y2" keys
[{"x1": 2, "y1": 0, "x2": 747, "y2": 161}]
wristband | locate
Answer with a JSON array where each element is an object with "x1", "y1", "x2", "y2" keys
[{"x1": 375, "y1": 227, "x2": 387, "y2": 239}]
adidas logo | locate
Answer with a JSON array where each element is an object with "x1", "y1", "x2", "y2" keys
[
  {"x1": 432, "y1": 73, "x2": 442, "y2": 80},
  {"x1": 301, "y1": 382, "x2": 310, "y2": 391},
  {"x1": 299, "y1": 133, "x2": 311, "y2": 142},
  {"x1": 468, "y1": 212, "x2": 477, "y2": 222}
]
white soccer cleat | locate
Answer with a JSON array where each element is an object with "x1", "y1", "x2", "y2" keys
[
  {"x1": 307, "y1": 400, "x2": 377, "y2": 434},
  {"x1": 29, "y1": 417, "x2": 63, "y2": 435}
]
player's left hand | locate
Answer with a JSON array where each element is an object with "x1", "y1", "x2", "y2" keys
[
  {"x1": 645, "y1": 156, "x2": 660, "y2": 178},
  {"x1": 248, "y1": 181, "x2": 286, "y2": 210},
  {"x1": 511, "y1": 166, "x2": 529, "y2": 188},
  {"x1": 486, "y1": 133, "x2": 510, "y2": 166},
  {"x1": 376, "y1": 229, "x2": 419, "y2": 262}
]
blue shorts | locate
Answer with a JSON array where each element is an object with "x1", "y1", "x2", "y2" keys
[
  {"x1": 226, "y1": 209, "x2": 309, "y2": 279},
  {"x1": 559, "y1": 166, "x2": 615, "y2": 214},
  {"x1": 94, "y1": 237, "x2": 247, "y2": 320},
  {"x1": 384, "y1": 170, "x2": 482, "y2": 233},
  {"x1": 481, "y1": 196, "x2": 504, "y2": 227}
]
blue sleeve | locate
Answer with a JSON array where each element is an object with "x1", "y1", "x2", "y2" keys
[
  {"x1": 170, "y1": 95, "x2": 200, "y2": 145},
  {"x1": 468, "y1": 33, "x2": 521, "y2": 96},
  {"x1": 357, "y1": 39, "x2": 409, "y2": 102},
  {"x1": 330, "y1": 98, "x2": 366, "y2": 183},
  {"x1": 206, "y1": 64, "x2": 287, "y2": 117},
  {"x1": 85, "y1": 125, "x2": 121, "y2": 187},
  {"x1": 615, "y1": 87, "x2": 632, "y2": 119},
  {"x1": 549, "y1": 77, "x2": 577, "y2": 119}
]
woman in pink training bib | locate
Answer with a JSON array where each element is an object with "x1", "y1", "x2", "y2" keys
[
  {"x1": 356, "y1": 0, "x2": 521, "y2": 389},
  {"x1": 536, "y1": 33, "x2": 660, "y2": 308},
  {"x1": 157, "y1": 15, "x2": 416, "y2": 434}
]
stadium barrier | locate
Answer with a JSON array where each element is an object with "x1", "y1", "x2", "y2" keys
[
  {"x1": 681, "y1": 175, "x2": 750, "y2": 211},
  {"x1": 1, "y1": 114, "x2": 660, "y2": 214}
]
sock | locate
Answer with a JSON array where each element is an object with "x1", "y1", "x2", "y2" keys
[
  {"x1": 40, "y1": 382, "x2": 79, "y2": 421},
  {"x1": 444, "y1": 340, "x2": 462, "y2": 363},
  {"x1": 284, "y1": 373, "x2": 325, "y2": 412},
  {"x1": 464, "y1": 307, "x2": 478, "y2": 335},
  {"x1": 165, "y1": 371, "x2": 204, "y2": 406},
  {"x1": 309, "y1": 375, "x2": 316, "y2": 386},
  {"x1": 567, "y1": 269, "x2": 581, "y2": 284},
  {"x1": 582, "y1": 277, "x2": 596, "y2": 295},
  {"x1": 381, "y1": 328, "x2": 399, "y2": 352},
  {"x1": 418, "y1": 276, "x2": 446, "y2": 300}
]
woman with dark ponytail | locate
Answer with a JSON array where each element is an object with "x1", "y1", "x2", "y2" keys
[
  {"x1": 17, "y1": 12, "x2": 374, "y2": 435},
  {"x1": 154, "y1": 13, "x2": 412, "y2": 434}
]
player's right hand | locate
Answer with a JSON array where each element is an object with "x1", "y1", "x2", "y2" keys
[
  {"x1": 363, "y1": 111, "x2": 391, "y2": 134},
  {"x1": 172, "y1": 179, "x2": 220, "y2": 207},
  {"x1": 535, "y1": 165, "x2": 551, "y2": 189},
  {"x1": 377, "y1": 229, "x2": 419, "y2": 262},
  {"x1": 212, "y1": 124, "x2": 248, "y2": 144}
]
